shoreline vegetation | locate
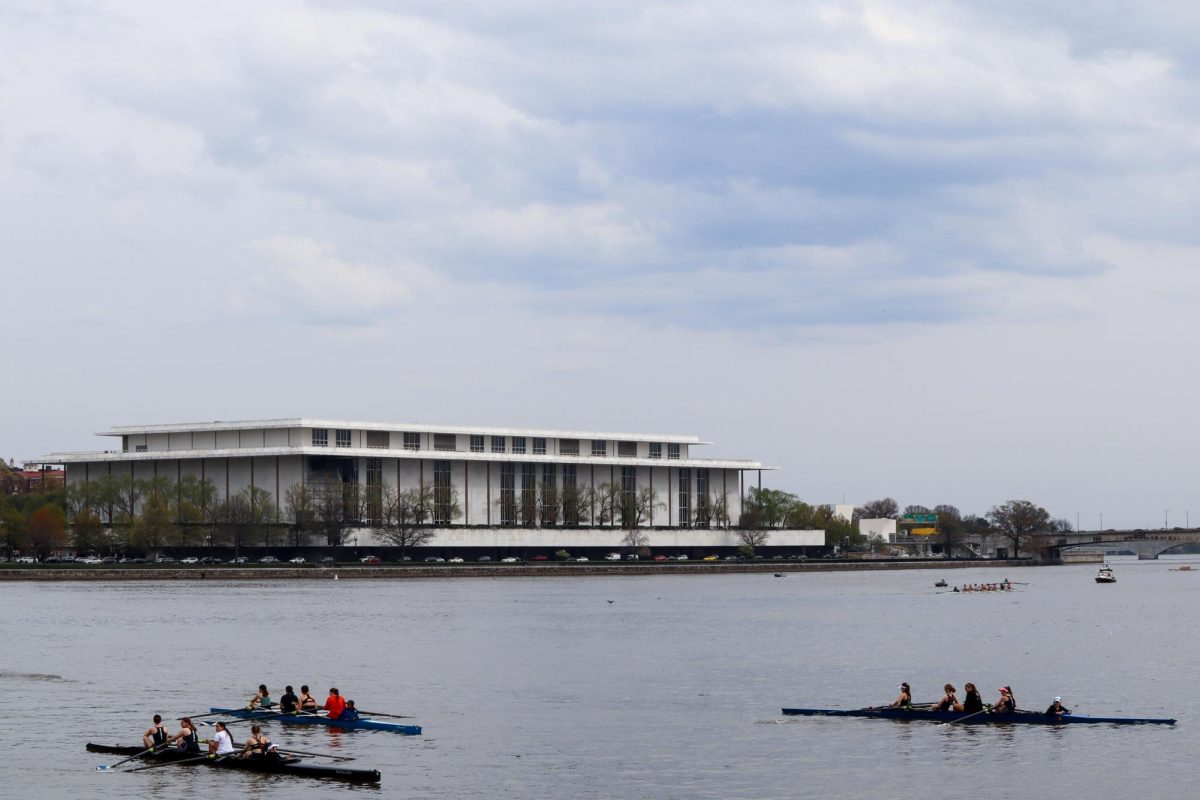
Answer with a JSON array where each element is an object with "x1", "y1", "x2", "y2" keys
[{"x1": 0, "y1": 558, "x2": 1032, "y2": 581}]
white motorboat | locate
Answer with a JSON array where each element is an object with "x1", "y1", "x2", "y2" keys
[{"x1": 1095, "y1": 564, "x2": 1116, "y2": 583}]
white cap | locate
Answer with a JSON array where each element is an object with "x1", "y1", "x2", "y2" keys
[{"x1": 1054, "y1": 696, "x2": 1062, "y2": 702}]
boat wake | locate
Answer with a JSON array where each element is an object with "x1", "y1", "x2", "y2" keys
[{"x1": 0, "y1": 670, "x2": 69, "y2": 682}]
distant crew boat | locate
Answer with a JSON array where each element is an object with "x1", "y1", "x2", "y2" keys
[{"x1": 1095, "y1": 564, "x2": 1116, "y2": 583}]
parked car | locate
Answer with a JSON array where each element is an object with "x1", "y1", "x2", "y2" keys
[
  {"x1": 703, "y1": 555, "x2": 719, "y2": 561},
  {"x1": 653, "y1": 555, "x2": 668, "y2": 561},
  {"x1": 625, "y1": 554, "x2": 639, "y2": 561},
  {"x1": 532, "y1": 555, "x2": 549, "y2": 561},
  {"x1": 722, "y1": 555, "x2": 738, "y2": 561},
  {"x1": 258, "y1": 556, "x2": 280, "y2": 564},
  {"x1": 78, "y1": 556, "x2": 103, "y2": 564},
  {"x1": 232, "y1": 556, "x2": 249, "y2": 564},
  {"x1": 200, "y1": 556, "x2": 224, "y2": 564},
  {"x1": 500, "y1": 556, "x2": 519, "y2": 563},
  {"x1": 675, "y1": 555, "x2": 688, "y2": 561},
  {"x1": 320, "y1": 556, "x2": 336, "y2": 564},
  {"x1": 119, "y1": 557, "x2": 146, "y2": 564},
  {"x1": 424, "y1": 556, "x2": 445, "y2": 563},
  {"x1": 180, "y1": 557, "x2": 199, "y2": 564},
  {"x1": 604, "y1": 553, "x2": 621, "y2": 561},
  {"x1": 15, "y1": 556, "x2": 36, "y2": 564},
  {"x1": 575, "y1": 556, "x2": 589, "y2": 562},
  {"x1": 156, "y1": 556, "x2": 176, "y2": 564},
  {"x1": 101, "y1": 556, "x2": 118, "y2": 564},
  {"x1": 288, "y1": 556, "x2": 306, "y2": 564},
  {"x1": 477, "y1": 555, "x2": 493, "y2": 562},
  {"x1": 447, "y1": 556, "x2": 464, "y2": 563},
  {"x1": 360, "y1": 555, "x2": 381, "y2": 564}
]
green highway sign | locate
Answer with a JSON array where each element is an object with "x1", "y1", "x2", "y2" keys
[{"x1": 902, "y1": 513, "x2": 938, "y2": 524}]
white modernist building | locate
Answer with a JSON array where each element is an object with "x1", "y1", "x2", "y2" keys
[{"x1": 42, "y1": 418, "x2": 824, "y2": 553}]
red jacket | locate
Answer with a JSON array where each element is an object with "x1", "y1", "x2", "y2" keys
[{"x1": 324, "y1": 694, "x2": 346, "y2": 719}]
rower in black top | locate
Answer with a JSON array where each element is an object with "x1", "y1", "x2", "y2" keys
[
  {"x1": 932, "y1": 684, "x2": 958, "y2": 712},
  {"x1": 171, "y1": 717, "x2": 200, "y2": 753},
  {"x1": 143, "y1": 714, "x2": 168, "y2": 749},
  {"x1": 1045, "y1": 696, "x2": 1071, "y2": 717},
  {"x1": 962, "y1": 683, "x2": 983, "y2": 713},
  {"x1": 280, "y1": 685, "x2": 299, "y2": 714},
  {"x1": 887, "y1": 683, "x2": 912, "y2": 708},
  {"x1": 993, "y1": 686, "x2": 1015, "y2": 713},
  {"x1": 298, "y1": 685, "x2": 318, "y2": 712}
]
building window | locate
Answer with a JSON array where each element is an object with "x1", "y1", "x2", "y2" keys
[
  {"x1": 513, "y1": 436, "x2": 526, "y2": 455},
  {"x1": 591, "y1": 440, "x2": 607, "y2": 457},
  {"x1": 336, "y1": 429, "x2": 352, "y2": 448},
  {"x1": 559, "y1": 439, "x2": 579, "y2": 456},
  {"x1": 649, "y1": 442, "x2": 662, "y2": 459},
  {"x1": 696, "y1": 468, "x2": 709, "y2": 528},
  {"x1": 434, "y1": 433, "x2": 457, "y2": 451},
  {"x1": 403, "y1": 432, "x2": 420, "y2": 451},
  {"x1": 540, "y1": 463, "x2": 558, "y2": 526},
  {"x1": 562, "y1": 464, "x2": 578, "y2": 526},
  {"x1": 312, "y1": 428, "x2": 329, "y2": 447},
  {"x1": 365, "y1": 458, "x2": 383, "y2": 524},
  {"x1": 366, "y1": 431, "x2": 389, "y2": 449},
  {"x1": 521, "y1": 463, "x2": 537, "y2": 526},
  {"x1": 135, "y1": 445, "x2": 148, "y2": 452},
  {"x1": 533, "y1": 437, "x2": 547, "y2": 455},
  {"x1": 470, "y1": 435, "x2": 485, "y2": 453},
  {"x1": 433, "y1": 460, "x2": 452, "y2": 524},
  {"x1": 617, "y1": 441, "x2": 636, "y2": 458},
  {"x1": 668, "y1": 443, "x2": 680, "y2": 460},
  {"x1": 678, "y1": 468, "x2": 690, "y2": 528},
  {"x1": 500, "y1": 463, "x2": 515, "y2": 525},
  {"x1": 492, "y1": 436, "x2": 506, "y2": 453}
]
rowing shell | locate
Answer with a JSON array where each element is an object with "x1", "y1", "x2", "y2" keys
[
  {"x1": 86, "y1": 743, "x2": 381, "y2": 783},
  {"x1": 210, "y1": 707, "x2": 422, "y2": 735},
  {"x1": 781, "y1": 707, "x2": 1176, "y2": 725}
]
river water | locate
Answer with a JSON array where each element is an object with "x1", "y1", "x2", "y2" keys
[{"x1": 0, "y1": 556, "x2": 1195, "y2": 799}]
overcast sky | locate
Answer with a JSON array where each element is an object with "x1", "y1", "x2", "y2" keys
[{"x1": 3, "y1": 1, "x2": 1198, "y2": 529}]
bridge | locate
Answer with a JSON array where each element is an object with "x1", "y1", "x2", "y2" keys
[{"x1": 1032, "y1": 530, "x2": 1200, "y2": 560}]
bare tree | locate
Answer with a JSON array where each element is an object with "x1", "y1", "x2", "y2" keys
[
  {"x1": 283, "y1": 483, "x2": 318, "y2": 547},
  {"x1": 737, "y1": 528, "x2": 770, "y2": 551},
  {"x1": 694, "y1": 491, "x2": 730, "y2": 528},
  {"x1": 933, "y1": 504, "x2": 963, "y2": 558},
  {"x1": 312, "y1": 479, "x2": 362, "y2": 547},
  {"x1": 987, "y1": 500, "x2": 1050, "y2": 558},
  {"x1": 858, "y1": 498, "x2": 899, "y2": 519},
  {"x1": 538, "y1": 482, "x2": 561, "y2": 527},
  {"x1": 378, "y1": 483, "x2": 437, "y2": 559},
  {"x1": 245, "y1": 486, "x2": 280, "y2": 548},
  {"x1": 595, "y1": 483, "x2": 623, "y2": 527},
  {"x1": 561, "y1": 483, "x2": 590, "y2": 527}
]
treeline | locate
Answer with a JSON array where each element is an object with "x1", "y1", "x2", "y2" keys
[{"x1": 856, "y1": 497, "x2": 1068, "y2": 555}]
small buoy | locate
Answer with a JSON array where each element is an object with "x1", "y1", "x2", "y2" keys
[
  {"x1": 607, "y1": 600, "x2": 614, "y2": 603},
  {"x1": 774, "y1": 573, "x2": 783, "y2": 577},
  {"x1": 334, "y1": 574, "x2": 339, "y2": 580}
]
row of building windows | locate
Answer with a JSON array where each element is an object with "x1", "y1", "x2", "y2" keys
[{"x1": 310, "y1": 429, "x2": 683, "y2": 459}]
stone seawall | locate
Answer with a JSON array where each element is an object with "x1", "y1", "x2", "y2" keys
[{"x1": 0, "y1": 559, "x2": 1034, "y2": 581}]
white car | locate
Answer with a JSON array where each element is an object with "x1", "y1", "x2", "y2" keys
[
  {"x1": 258, "y1": 556, "x2": 280, "y2": 564},
  {"x1": 675, "y1": 554, "x2": 689, "y2": 561},
  {"x1": 575, "y1": 556, "x2": 589, "y2": 562},
  {"x1": 180, "y1": 557, "x2": 199, "y2": 564},
  {"x1": 288, "y1": 556, "x2": 306, "y2": 564},
  {"x1": 15, "y1": 556, "x2": 36, "y2": 564},
  {"x1": 500, "y1": 556, "x2": 519, "y2": 563},
  {"x1": 604, "y1": 553, "x2": 621, "y2": 561},
  {"x1": 78, "y1": 556, "x2": 103, "y2": 564},
  {"x1": 447, "y1": 557, "x2": 464, "y2": 563}
]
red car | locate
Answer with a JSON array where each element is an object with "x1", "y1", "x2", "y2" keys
[
  {"x1": 360, "y1": 555, "x2": 381, "y2": 564},
  {"x1": 532, "y1": 555, "x2": 549, "y2": 561},
  {"x1": 653, "y1": 555, "x2": 668, "y2": 561}
]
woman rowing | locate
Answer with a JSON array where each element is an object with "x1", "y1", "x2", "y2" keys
[
  {"x1": 143, "y1": 714, "x2": 168, "y2": 749},
  {"x1": 208, "y1": 721, "x2": 235, "y2": 755},
  {"x1": 248, "y1": 684, "x2": 274, "y2": 710},
  {"x1": 886, "y1": 683, "x2": 912, "y2": 708},
  {"x1": 962, "y1": 683, "x2": 983, "y2": 713},
  {"x1": 993, "y1": 686, "x2": 1016, "y2": 713},
  {"x1": 932, "y1": 683, "x2": 959, "y2": 712},
  {"x1": 279, "y1": 685, "x2": 299, "y2": 714},
  {"x1": 170, "y1": 717, "x2": 200, "y2": 754},
  {"x1": 298, "y1": 685, "x2": 318, "y2": 712},
  {"x1": 240, "y1": 723, "x2": 277, "y2": 759}
]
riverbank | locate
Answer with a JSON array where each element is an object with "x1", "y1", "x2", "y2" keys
[{"x1": 0, "y1": 558, "x2": 1034, "y2": 581}]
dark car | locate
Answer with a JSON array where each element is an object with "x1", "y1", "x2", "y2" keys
[{"x1": 199, "y1": 556, "x2": 224, "y2": 564}]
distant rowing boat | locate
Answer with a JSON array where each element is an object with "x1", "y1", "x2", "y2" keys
[
  {"x1": 781, "y1": 707, "x2": 1175, "y2": 726},
  {"x1": 86, "y1": 743, "x2": 382, "y2": 783},
  {"x1": 210, "y1": 707, "x2": 421, "y2": 735}
]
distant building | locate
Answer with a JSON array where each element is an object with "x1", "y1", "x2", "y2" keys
[
  {"x1": 859, "y1": 518, "x2": 897, "y2": 543},
  {"x1": 38, "y1": 419, "x2": 824, "y2": 552},
  {"x1": 0, "y1": 463, "x2": 65, "y2": 495}
]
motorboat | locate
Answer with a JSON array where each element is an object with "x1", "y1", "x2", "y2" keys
[{"x1": 1095, "y1": 564, "x2": 1116, "y2": 583}]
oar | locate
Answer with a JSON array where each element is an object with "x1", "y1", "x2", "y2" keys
[
  {"x1": 227, "y1": 740, "x2": 354, "y2": 761},
  {"x1": 176, "y1": 710, "x2": 228, "y2": 720},
  {"x1": 357, "y1": 710, "x2": 415, "y2": 719},
  {"x1": 128, "y1": 753, "x2": 220, "y2": 772},
  {"x1": 97, "y1": 742, "x2": 168, "y2": 771},
  {"x1": 940, "y1": 709, "x2": 989, "y2": 726},
  {"x1": 201, "y1": 711, "x2": 288, "y2": 727}
]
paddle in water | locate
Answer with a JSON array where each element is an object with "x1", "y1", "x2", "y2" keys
[
  {"x1": 128, "y1": 753, "x2": 222, "y2": 773},
  {"x1": 97, "y1": 742, "x2": 165, "y2": 771},
  {"x1": 357, "y1": 710, "x2": 415, "y2": 719}
]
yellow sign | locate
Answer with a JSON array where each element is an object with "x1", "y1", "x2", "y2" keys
[{"x1": 910, "y1": 527, "x2": 938, "y2": 536}]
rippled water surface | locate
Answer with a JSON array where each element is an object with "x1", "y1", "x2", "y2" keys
[{"x1": 1, "y1": 557, "x2": 1197, "y2": 799}]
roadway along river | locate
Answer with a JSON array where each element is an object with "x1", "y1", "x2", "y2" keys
[{"x1": 0, "y1": 555, "x2": 1194, "y2": 799}]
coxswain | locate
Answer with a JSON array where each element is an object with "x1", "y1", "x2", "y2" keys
[
  {"x1": 280, "y1": 684, "x2": 299, "y2": 714},
  {"x1": 248, "y1": 684, "x2": 274, "y2": 710},
  {"x1": 298, "y1": 684, "x2": 319, "y2": 712},
  {"x1": 143, "y1": 714, "x2": 168, "y2": 750},
  {"x1": 932, "y1": 683, "x2": 958, "y2": 712},
  {"x1": 170, "y1": 717, "x2": 200, "y2": 754},
  {"x1": 886, "y1": 683, "x2": 912, "y2": 708},
  {"x1": 208, "y1": 721, "x2": 235, "y2": 756},
  {"x1": 240, "y1": 723, "x2": 277, "y2": 758},
  {"x1": 993, "y1": 686, "x2": 1015, "y2": 713},
  {"x1": 340, "y1": 699, "x2": 361, "y2": 722},
  {"x1": 962, "y1": 683, "x2": 983, "y2": 713},
  {"x1": 1045, "y1": 696, "x2": 1071, "y2": 717},
  {"x1": 324, "y1": 687, "x2": 346, "y2": 720}
]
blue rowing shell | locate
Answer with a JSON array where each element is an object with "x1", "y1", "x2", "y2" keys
[
  {"x1": 781, "y1": 707, "x2": 1175, "y2": 725},
  {"x1": 211, "y1": 707, "x2": 422, "y2": 735}
]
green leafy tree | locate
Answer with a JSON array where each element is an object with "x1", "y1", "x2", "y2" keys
[
  {"x1": 71, "y1": 508, "x2": 106, "y2": 554},
  {"x1": 1, "y1": 506, "x2": 27, "y2": 560},
  {"x1": 283, "y1": 483, "x2": 318, "y2": 547},
  {"x1": 27, "y1": 505, "x2": 68, "y2": 560},
  {"x1": 244, "y1": 486, "x2": 280, "y2": 547},
  {"x1": 740, "y1": 488, "x2": 797, "y2": 528}
]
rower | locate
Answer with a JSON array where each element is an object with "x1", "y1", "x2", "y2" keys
[
  {"x1": 887, "y1": 683, "x2": 912, "y2": 708},
  {"x1": 962, "y1": 683, "x2": 983, "y2": 713},
  {"x1": 993, "y1": 686, "x2": 1015, "y2": 713},
  {"x1": 280, "y1": 685, "x2": 299, "y2": 715},
  {"x1": 240, "y1": 723, "x2": 277, "y2": 759},
  {"x1": 298, "y1": 684, "x2": 318, "y2": 712},
  {"x1": 248, "y1": 684, "x2": 275, "y2": 710},
  {"x1": 340, "y1": 699, "x2": 361, "y2": 722},
  {"x1": 208, "y1": 721, "x2": 236, "y2": 756},
  {"x1": 143, "y1": 714, "x2": 168, "y2": 750},
  {"x1": 932, "y1": 684, "x2": 958, "y2": 712},
  {"x1": 324, "y1": 687, "x2": 346, "y2": 720},
  {"x1": 170, "y1": 717, "x2": 200, "y2": 754},
  {"x1": 1045, "y1": 696, "x2": 1071, "y2": 717}
]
